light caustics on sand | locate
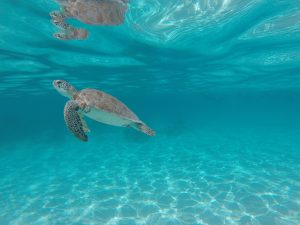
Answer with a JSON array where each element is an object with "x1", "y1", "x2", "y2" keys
[{"x1": 1, "y1": 129, "x2": 300, "y2": 225}]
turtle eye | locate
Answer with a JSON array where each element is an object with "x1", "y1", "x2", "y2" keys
[{"x1": 56, "y1": 80, "x2": 62, "y2": 87}]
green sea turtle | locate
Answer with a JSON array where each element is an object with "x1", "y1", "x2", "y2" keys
[
  {"x1": 53, "y1": 80, "x2": 155, "y2": 141},
  {"x1": 50, "y1": 0, "x2": 128, "y2": 40}
]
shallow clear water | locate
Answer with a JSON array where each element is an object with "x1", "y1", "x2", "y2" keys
[{"x1": 1, "y1": 0, "x2": 300, "y2": 225}]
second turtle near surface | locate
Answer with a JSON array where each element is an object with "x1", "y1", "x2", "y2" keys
[{"x1": 53, "y1": 80, "x2": 155, "y2": 142}]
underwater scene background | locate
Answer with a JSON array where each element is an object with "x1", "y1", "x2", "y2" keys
[{"x1": 1, "y1": 0, "x2": 300, "y2": 224}]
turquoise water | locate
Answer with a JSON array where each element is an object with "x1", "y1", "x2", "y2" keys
[{"x1": 1, "y1": 0, "x2": 300, "y2": 224}]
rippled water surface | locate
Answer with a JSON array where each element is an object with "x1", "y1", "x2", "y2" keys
[
  {"x1": 1, "y1": 0, "x2": 300, "y2": 94},
  {"x1": 1, "y1": 0, "x2": 300, "y2": 224}
]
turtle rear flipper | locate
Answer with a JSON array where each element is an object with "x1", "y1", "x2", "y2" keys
[
  {"x1": 131, "y1": 122, "x2": 156, "y2": 136},
  {"x1": 64, "y1": 100, "x2": 88, "y2": 142}
]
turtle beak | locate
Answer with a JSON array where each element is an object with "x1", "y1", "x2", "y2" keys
[
  {"x1": 53, "y1": 80, "x2": 64, "y2": 89},
  {"x1": 53, "y1": 80, "x2": 72, "y2": 98},
  {"x1": 53, "y1": 80, "x2": 59, "y2": 88},
  {"x1": 53, "y1": 80, "x2": 64, "y2": 93}
]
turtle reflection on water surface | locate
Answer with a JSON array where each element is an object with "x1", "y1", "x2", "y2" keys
[{"x1": 50, "y1": 0, "x2": 129, "y2": 40}]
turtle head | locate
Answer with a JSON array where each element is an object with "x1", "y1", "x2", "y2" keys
[{"x1": 53, "y1": 80, "x2": 77, "y2": 99}]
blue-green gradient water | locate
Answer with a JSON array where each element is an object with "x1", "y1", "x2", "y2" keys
[{"x1": 1, "y1": 0, "x2": 300, "y2": 224}]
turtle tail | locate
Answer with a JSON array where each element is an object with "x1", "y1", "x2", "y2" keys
[{"x1": 132, "y1": 122, "x2": 156, "y2": 136}]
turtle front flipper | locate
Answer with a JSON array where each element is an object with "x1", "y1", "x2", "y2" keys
[
  {"x1": 64, "y1": 100, "x2": 88, "y2": 142},
  {"x1": 50, "y1": 9, "x2": 88, "y2": 40},
  {"x1": 79, "y1": 113, "x2": 90, "y2": 133},
  {"x1": 53, "y1": 27, "x2": 88, "y2": 40},
  {"x1": 50, "y1": 10, "x2": 68, "y2": 29},
  {"x1": 50, "y1": 7, "x2": 72, "y2": 25}
]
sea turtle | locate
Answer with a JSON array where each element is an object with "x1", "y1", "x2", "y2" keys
[
  {"x1": 50, "y1": 0, "x2": 128, "y2": 40},
  {"x1": 53, "y1": 80, "x2": 155, "y2": 141}
]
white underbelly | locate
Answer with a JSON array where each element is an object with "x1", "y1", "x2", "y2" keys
[{"x1": 85, "y1": 108, "x2": 130, "y2": 127}]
